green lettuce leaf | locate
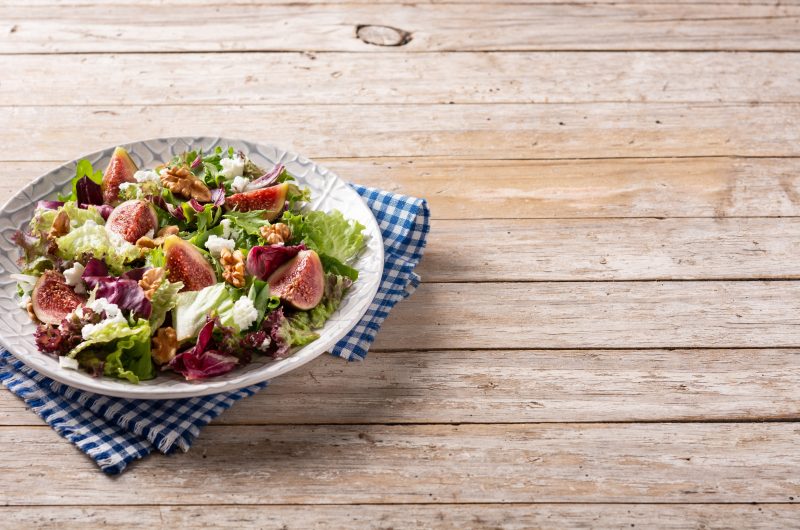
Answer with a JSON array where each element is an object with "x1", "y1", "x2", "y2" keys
[
  {"x1": 29, "y1": 201, "x2": 104, "y2": 237},
  {"x1": 71, "y1": 319, "x2": 154, "y2": 384},
  {"x1": 282, "y1": 210, "x2": 365, "y2": 264},
  {"x1": 172, "y1": 283, "x2": 237, "y2": 341},
  {"x1": 307, "y1": 274, "x2": 353, "y2": 328},
  {"x1": 148, "y1": 278, "x2": 184, "y2": 332},
  {"x1": 55, "y1": 220, "x2": 140, "y2": 274}
]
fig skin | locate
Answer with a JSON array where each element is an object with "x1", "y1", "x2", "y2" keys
[
  {"x1": 105, "y1": 199, "x2": 158, "y2": 243},
  {"x1": 31, "y1": 271, "x2": 86, "y2": 325},
  {"x1": 163, "y1": 235, "x2": 217, "y2": 292},
  {"x1": 225, "y1": 183, "x2": 288, "y2": 220},
  {"x1": 101, "y1": 146, "x2": 138, "y2": 204},
  {"x1": 267, "y1": 249, "x2": 325, "y2": 310}
]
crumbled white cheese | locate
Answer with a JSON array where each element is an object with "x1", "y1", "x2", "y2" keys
[
  {"x1": 219, "y1": 218, "x2": 233, "y2": 239},
  {"x1": 17, "y1": 293, "x2": 30, "y2": 309},
  {"x1": 205, "y1": 235, "x2": 236, "y2": 257},
  {"x1": 220, "y1": 155, "x2": 245, "y2": 179},
  {"x1": 59, "y1": 356, "x2": 79, "y2": 370},
  {"x1": 232, "y1": 296, "x2": 259, "y2": 331},
  {"x1": 63, "y1": 262, "x2": 86, "y2": 294},
  {"x1": 258, "y1": 336, "x2": 271, "y2": 351},
  {"x1": 118, "y1": 182, "x2": 140, "y2": 199},
  {"x1": 81, "y1": 298, "x2": 127, "y2": 339},
  {"x1": 106, "y1": 229, "x2": 138, "y2": 255},
  {"x1": 133, "y1": 169, "x2": 160, "y2": 183},
  {"x1": 230, "y1": 175, "x2": 250, "y2": 194}
]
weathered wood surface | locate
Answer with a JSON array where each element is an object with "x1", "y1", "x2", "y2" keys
[
  {"x1": 2, "y1": 504, "x2": 798, "y2": 530},
  {"x1": 3, "y1": 348, "x2": 800, "y2": 425},
  {"x1": 7, "y1": 157, "x2": 800, "y2": 219},
  {"x1": 3, "y1": 3, "x2": 800, "y2": 53},
  {"x1": 2, "y1": 52, "x2": 800, "y2": 105},
  {"x1": 2, "y1": 423, "x2": 800, "y2": 504},
  {"x1": 2, "y1": 104, "x2": 800, "y2": 160},
  {"x1": 374, "y1": 281, "x2": 800, "y2": 349}
]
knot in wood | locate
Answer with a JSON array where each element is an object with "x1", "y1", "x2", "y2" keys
[{"x1": 355, "y1": 24, "x2": 412, "y2": 47}]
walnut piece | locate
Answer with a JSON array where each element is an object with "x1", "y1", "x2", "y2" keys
[
  {"x1": 152, "y1": 326, "x2": 177, "y2": 365},
  {"x1": 135, "y1": 226, "x2": 180, "y2": 249},
  {"x1": 160, "y1": 165, "x2": 211, "y2": 202},
  {"x1": 220, "y1": 248, "x2": 246, "y2": 288},
  {"x1": 139, "y1": 267, "x2": 165, "y2": 299},
  {"x1": 259, "y1": 222, "x2": 291, "y2": 245},
  {"x1": 26, "y1": 300, "x2": 39, "y2": 323},
  {"x1": 48, "y1": 210, "x2": 70, "y2": 239}
]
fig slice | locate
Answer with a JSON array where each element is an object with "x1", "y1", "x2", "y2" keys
[
  {"x1": 101, "y1": 146, "x2": 138, "y2": 204},
  {"x1": 31, "y1": 270, "x2": 86, "y2": 324},
  {"x1": 105, "y1": 199, "x2": 158, "y2": 243},
  {"x1": 267, "y1": 249, "x2": 325, "y2": 310},
  {"x1": 225, "y1": 183, "x2": 288, "y2": 220},
  {"x1": 163, "y1": 235, "x2": 217, "y2": 292}
]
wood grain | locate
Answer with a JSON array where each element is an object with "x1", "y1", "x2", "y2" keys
[
  {"x1": 3, "y1": 52, "x2": 800, "y2": 105},
  {"x1": 1, "y1": 504, "x2": 798, "y2": 529},
  {"x1": 374, "y1": 281, "x2": 800, "y2": 349},
  {"x1": 4, "y1": 348, "x2": 800, "y2": 425},
  {"x1": 2, "y1": 423, "x2": 800, "y2": 504},
  {"x1": 7, "y1": 157, "x2": 800, "y2": 219},
  {"x1": 3, "y1": 4, "x2": 800, "y2": 53},
  {"x1": 2, "y1": 104, "x2": 800, "y2": 160}
]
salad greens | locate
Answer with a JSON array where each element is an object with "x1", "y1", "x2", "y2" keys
[{"x1": 17, "y1": 146, "x2": 365, "y2": 383}]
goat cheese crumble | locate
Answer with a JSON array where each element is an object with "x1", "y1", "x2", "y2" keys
[
  {"x1": 232, "y1": 296, "x2": 259, "y2": 331},
  {"x1": 63, "y1": 262, "x2": 86, "y2": 294},
  {"x1": 220, "y1": 155, "x2": 245, "y2": 179},
  {"x1": 205, "y1": 235, "x2": 236, "y2": 257},
  {"x1": 230, "y1": 175, "x2": 250, "y2": 193},
  {"x1": 80, "y1": 298, "x2": 127, "y2": 340},
  {"x1": 133, "y1": 169, "x2": 160, "y2": 183}
]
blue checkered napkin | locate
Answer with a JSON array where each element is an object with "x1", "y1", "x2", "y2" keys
[{"x1": 0, "y1": 185, "x2": 430, "y2": 474}]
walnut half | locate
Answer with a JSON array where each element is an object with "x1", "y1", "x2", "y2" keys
[
  {"x1": 152, "y1": 326, "x2": 177, "y2": 365},
  {"x1": 160, "y1": 166, "x2": 211, "y2": 202},
  {"x1": 259, "y1": 222, "x2": 291, "y2": 245},
  {"x1": 220, "y1": 248, "x2": 246, "y2": 288},
  {"x1": 139, "y1": 267, "x2": 165, "y2": 299}
]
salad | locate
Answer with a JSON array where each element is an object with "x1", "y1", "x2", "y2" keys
[{"x1": 12, "y1": 146, "x2": 365, "y2": 382}]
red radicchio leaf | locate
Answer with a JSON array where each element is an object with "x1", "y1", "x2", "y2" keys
[
  {"x1": 37, "y1": 200, "x2": 64, "y2": 210},
  {"x1": 150, "y1": 195, "x2": 186, "y2": 222},
  {"x1": 245, "y1": 244, "x2": 306, "y2": 281},
  {"x1": 82, "y1": 259, "x2": 151, "y2": 318},
  {"x1": 93, "y1": 204, "x2": 114, "y2": 220},
  {"x1": 188, "y1": 198, "x2": 205, "y2": 212},
  {"x1": 191, "y1": 154, "x2": 202, "y2": 169},
  {"x1": 262, "y1": 307, "x2": 291, "y2": 359},
  {"x1": 210, "y1": 188, "x2": 226, "y2": 207},
  {"x1": 76, "y1": 175, "x2": 103, "y2": 206},
  {"x1": 168, "y1": 317, "x2": 239, "y2": 380},
  {"x1": 245, "y1": 164, "x2": 284, "y2": 191}
]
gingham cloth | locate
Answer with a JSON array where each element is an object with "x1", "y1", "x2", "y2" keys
[{"x1": 0, "y1": 185, "x2": 429, "y2": 474}]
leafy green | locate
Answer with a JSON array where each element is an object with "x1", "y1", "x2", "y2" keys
[
  {"x1": 59, "y1": 160, "x2": 103, "y2": 202},
  {"x1": 55, "y1": 221, "x2": 140, "y2": 274},
  {"x1": 148, "y1": 278, "x2": 184, "y2": 332},
  {"x1": 29, "y1": 201, "x2": 104, "y2": 237},
  {"x1": 224, "y1": 210, "x2": 270, "y2": 236},
  {"x1": 307, "y1": 274, "x2": 353, "y2": 328},
  {"x1": 144, "y1": 247, "x2": 165, "y2": 268},
  {"x1": 282, "y1": 210, "x2": 365, "y2": 263},
  {"x1": 319, "y1": 254, "x2": 359, "y2": 281},
  {"x1": 172, "y1": 283, "x2": 237, "y2": 341},
  {"x1": 247, "y1": 279, "x2": 280, "y2": 327},
  {"x1": 280, "y1": 312, "x2": 320, "y2": 348},
  {"x1": 71, "y1": 319, "x2": 155, "y2": 383}
]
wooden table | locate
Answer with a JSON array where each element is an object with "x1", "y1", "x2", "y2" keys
[{"x1": 2, "y1": 1, "x2": 800, "y2": 527}]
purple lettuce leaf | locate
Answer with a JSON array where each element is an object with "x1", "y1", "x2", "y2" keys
[
  {"x1": 210, "y1": 187, "x2": 226, "y2": 207},
  {"x1": 37, "y1": 200, "x2": 64, "y2": 210},
  {"x1": 245, "y1": 164, "x2": 284, "y2": 191},
  {"x1": 82, "y1": 259, "x2": 151, "y2": 318},
  {"x1": 188, "y1": 198, "x2": 205, "y2": 212},
  {"x1": 262, "y1": 307, "x2": 291, "y2": 359},
  {"x1": 76, "y1": 175, "x2": 103, "y2": 206},
  {"x1": 150, "y1": 195, "x2": 186, "y2": 222},
  {"x1": 167, "y1": 317, "x2": 239, "y2": 380},
  {"x1": 245, "y1": 244, "x2": 306, "y2": 281}
]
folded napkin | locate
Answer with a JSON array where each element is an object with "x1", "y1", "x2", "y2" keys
[{"x1": 0, "y1": 184, "x2": 429, "y2": 474}]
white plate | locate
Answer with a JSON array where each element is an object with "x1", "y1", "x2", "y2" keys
[{"x1": 0, "y1": 137, "x2": 384, "y2": 399}]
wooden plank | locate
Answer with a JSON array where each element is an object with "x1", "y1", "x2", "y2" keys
[
  {"x1": 2, "y1": 104, "x2": 800, "y2": 160},
  {"x1": 7, "y1": 157, "x2": 800, "y2": 219},
  {"x1": 420, "y1": 217, "x2": 800, "y2": 282},
  {"x1": 3, "y1": 52, "x2": 800, "y2": 105},
  {"x1": 1, "y1": 504, "x2": 798, "y2": 529},
  {"x1": 374, "y1": 281, "x2": 800, "y2": 349},
  {"x1": 2, "y1": 423, "x2": 800, "y2": 504},
  {"x1": 3, "y1": 4, "x2": 800, "y2": 53},
  {"x1": 4, "y1": 348, "x2": 800, "y2": 425}
]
